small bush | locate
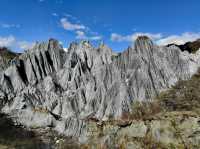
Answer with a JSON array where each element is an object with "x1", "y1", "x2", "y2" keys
[
  {"x1": 157, "y1": 71, "x2": 200, "y2": 112},
  {"x1": 33, "y1": 107, "x2": 49, "y2": 114},
  {"x1": 130, "y1": 101, "x2": 162, "y2": 120}
]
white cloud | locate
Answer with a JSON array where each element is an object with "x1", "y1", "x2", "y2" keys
[
  {"x1": 0, "y1": 35, "x2": 34, "y2": 51},
  {"x1": 157, "y1": 32, "x2": 200, "y2": 45},
  {"x1": 75, "y1": 31, "x2": 102, "y2": 41},
  {"x1": 0, "y1": 23, "x2": 20, "y2": 29},
  {"x1": 18, "y1": 41, "x2": 35, "y2": 50},
  {"x1": 64, "y1": 14, "x2": 73, "y2": 18},
  {"x1": 52, "y1": 13, "x2": 58, "y2": 17},
  {"x1": 60, "y1": 18, "x2": 85, "y2": 31},
  {"x1": 63, "y1": 14, "x2": 78, "y2": 21},
  {"x1": 90, "y1": 36, "x2": 102, "y2": 41},
  {"x1": 76, "y1": 31, "x2": 86, "y2": 39},
  {"x1": 111, "y1": 32, "x2": 200, "y2": 46},
  {"x1": 60, "y1": 15, "x2": 102, "y2": 41},
  {"x1": 0, "y1": 36, "x2": 16, "y2": 47},
  {"x1": 111, "y1": 32, "x2": 162, "y2": 42},
  {"x1": 111, "y1": 33, "x2": 127, "y2": 42}
]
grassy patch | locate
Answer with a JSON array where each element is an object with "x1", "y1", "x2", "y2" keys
[
  {"x1": 130, "y1": 70, "x2": 200, "y2": 120},
  {"x1": 157, "y1": 71, "x2": 200, "y2": 112},
  {"x1": 0, "y1": 47, "x2": 18, "y2": 60},
  {"x1": 130, "y1": 101, "x2": 162, "y2": 120},
  {"x1": 0, "y1": 47, "x2": 19, "y2": 70}
]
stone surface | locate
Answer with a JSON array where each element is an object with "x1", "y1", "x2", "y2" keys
[
  {"x1": 83, "y1": 112, "x2": 200, "y2": 148},
  {"x1": 0, "y1": 36, "x2": 200, "y2": 140},
  {"x1": 118, "y1": 121, "x2": 147, "y2": 138}
]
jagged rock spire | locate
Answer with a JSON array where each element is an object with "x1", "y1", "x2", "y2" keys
[
  {"x1": 134, "y1": 36, "x2": 154, "y2": 54},
  {"x1": 1, "y1": 37, "x2": 200, "y2": 138}
]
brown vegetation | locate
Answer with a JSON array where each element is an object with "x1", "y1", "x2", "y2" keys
[
  {"x1": 178, "y1": 39, "x2": 200, "y2": 53},
  {"x1": 130, "y1": 69, "x2": 200, "y2": 121},
  {"x1": 0, "y1": 47, "x2": 18, "y2": 60}
]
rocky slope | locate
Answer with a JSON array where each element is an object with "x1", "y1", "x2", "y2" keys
[
  {"x1": 83, "y1": 70, "x2": 200, "y2": 149},
  {"x1": 167, "y1": 39, "x2": 200, "y2": 53},
  {"x1": 0, "y1": 36, "x2": 200, "y2": 145},
  {"x1": 84, "y1": 111, "x2": 200, "y2": 149},
  {"x1": 0, "y1": 47, "x2": 19, "y2": 71},
  {"x1": 179, "y1": 39, "x2": 200, "y2": 53}
]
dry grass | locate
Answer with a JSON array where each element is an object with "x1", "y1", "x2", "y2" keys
[
  {"x1": 129, "y1": 70, "x2": 200, "y2": 121},
  {"x1": 130, "y1": 101, "x2": 162, "y2": 120},
  {"x1": 140, "y1": 135, "x2": 168, "y2": 149},
  {"x1": 0, "y1": 47, "x2": 18, "y2": 60},
  {"x1": 33, "y1": 107, "x2": 49, "y2": 114},
  {"x1": 157, "y1": 71, "x2": 200, "y2": 112}
]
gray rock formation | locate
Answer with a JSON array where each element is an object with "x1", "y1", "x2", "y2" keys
[
  {"x1": 0, "y1": 36, "x2": 200, "y2": 139},
  {"x1": 0, "y1": 47, "x2": 18, "y2": 71},
  {"x1": 114, "y1": 36, "x2": 200, "y2": 101}
]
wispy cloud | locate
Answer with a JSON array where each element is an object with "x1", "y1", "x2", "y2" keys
[
  {"x1": 111, "y1": 32, "x2": 162, "y2": 42},
  {"x1": 157, "y1": 32, "x2": 200, "y2": 45},
  {"x1": 76, "y1": 31, "x2": 102, "y2": 41},
  {"x1": 0, "y1": 23, "x2": 20, "y2": 29},
  {"x1": 0, "y1": 36, "x2": 16, "y2": 47},
  {"x1": 90, "y1": 36, "x2": 102, "y2": 41},
  {"x1": 63, "y1": 14, "x2": 78, "y2": 21},
  {"x1": 111, "y1": 32, "x2": 200, "y2": 45},
  {"x1": 0, "y1": 35, "x2": 35, "y2": 51},
  {"x1": 60, "y1": 18, "x2": 85, "y2": 31},
  {"x1": 60, "y1": 14, "x2": 102, "y2": 41},
  {"x1": 52, "y1": 13, "x2": 58, "y2": 17},
  {"x1": 18, "y1": 41, "x2": 35, "y2": 50},
  {"x1": 76, "y1": 31, "x2": 85, "y2": 39}
]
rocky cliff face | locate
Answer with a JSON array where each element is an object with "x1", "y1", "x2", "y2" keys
[
  {"x1": 0, "y1": 36, "x2": 200, "y2": 141},
  {"x1": 0, "y1": 47, "x2": 19, "y2": 71},
  {"x1": 178, "y1": 39, "x2": 200, "y2": 53}
]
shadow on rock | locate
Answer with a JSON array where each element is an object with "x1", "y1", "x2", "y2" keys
[{"x1": 0, "y1": 113, "x2": 52, "y2": 149}]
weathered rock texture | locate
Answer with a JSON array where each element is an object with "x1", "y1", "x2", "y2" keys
[
  {"x1": 84, "y1": 111, "x2": 200, "y2": 148},
  {"x1": 0, "y1": 47, "x2": 19, "y2": 72},
  {"x1": 0, "y1": 36, "x2": 200, "y2": 140},
  {"x1": 176, "y1": 38, "x2": 200, "y2": 53}
]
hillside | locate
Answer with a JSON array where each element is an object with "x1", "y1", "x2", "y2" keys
[
  {"x1": 179, "y1": 39, "x2": 200, "y2": 53},
  {"x1": 0, "y1": 47, "x2": 19, "y2": 71},
  {"x1": 0, "y1": 37, "x2": 200, "y2": 148},
  {"x1": 167, "y1": 39, "x2": 200, "y2": 53},
  {"x1": 82, "y1": 70, "x2": 200, "y2": 149}
]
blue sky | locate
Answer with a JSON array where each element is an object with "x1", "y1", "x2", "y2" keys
[{"x1": 0, "y1": 0, "x2": 200, "y2": 52}]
